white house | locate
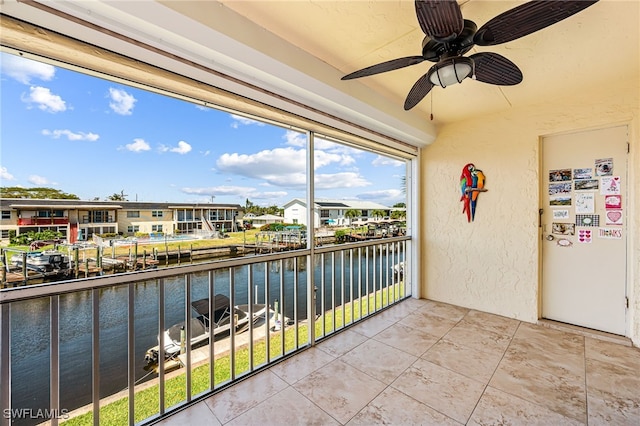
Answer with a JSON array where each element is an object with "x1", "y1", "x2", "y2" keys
[{"x1": 283, "y1": 198, "x2": 392, "y2": 227}]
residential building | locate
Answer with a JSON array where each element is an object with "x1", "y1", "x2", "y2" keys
[
  {"x1": 245, "y1": 214, "x2": 284, "y2": 227},
  {"x1": 283, "y1": 198, "x2": 393, "y2": 227},
  {"x1": 0, "y1": 198, "x2": 242, "y2": 244}
]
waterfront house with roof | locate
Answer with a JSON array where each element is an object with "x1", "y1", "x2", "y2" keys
[
  {"x1": 0, "y1": 198, "x2": 242, "y2": 244},
  {"x1": 283, "y1": 198, "x2": 392, "y2": 227}
]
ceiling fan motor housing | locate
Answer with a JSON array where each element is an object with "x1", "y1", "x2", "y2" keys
[{"x1": 422, "y1": 19, "x2": 477, "y2": 62}]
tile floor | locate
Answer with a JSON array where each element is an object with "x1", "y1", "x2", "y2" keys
[{"x1": 157, "y1": 298, "x2": 640, "y2": 425}]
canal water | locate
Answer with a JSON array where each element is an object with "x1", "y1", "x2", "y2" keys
[{"x1": 9, "y1": 249, "x2": 403, "y2": 424}]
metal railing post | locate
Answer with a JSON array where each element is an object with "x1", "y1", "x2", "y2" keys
[
  {"x1": 0, "y1": 303, "x2": 10, "y2": 426},
  {"x1": 92, "y1": 288, "x2": 100, "y2": 426},
  {"x1": 128, "y1": 284, "x2": 135, "y2": 425},
  {"x1": 50, "y1": 295, "x2": 60, "y2": 426}
]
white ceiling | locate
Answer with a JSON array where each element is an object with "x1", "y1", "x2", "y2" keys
[{"x1": 2, "y1": 0, "x2": 639, "y2": 148}]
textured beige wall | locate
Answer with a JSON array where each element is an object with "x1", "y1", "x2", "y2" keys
[{"x1": 421, "y1": 78, "x2": 639, "y2": 345}]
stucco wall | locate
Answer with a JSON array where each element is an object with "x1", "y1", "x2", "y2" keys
[{"x1": 421, "y1": 78, "x2": 639, "y2": 345}]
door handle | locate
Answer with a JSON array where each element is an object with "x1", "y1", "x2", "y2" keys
[{"x1": 538, "y1": 208, "x2": 544, "y2": 228}]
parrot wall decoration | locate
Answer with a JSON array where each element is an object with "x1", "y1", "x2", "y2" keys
[{"x1": 460, "y1": 163, "x2": 487, "y2": 222}]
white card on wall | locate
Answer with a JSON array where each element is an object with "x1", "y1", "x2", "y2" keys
[
  {"x1": 552, "y1": 209, "x2": 570, "y2": 220},
  {"x1": 600, "y1": 176, "x2": 621, "y2": 195},
  {"x1": 575, "y1": 192, "x2": 595, "y2": 214}
]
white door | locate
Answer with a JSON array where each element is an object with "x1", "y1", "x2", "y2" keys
[{"x1": 541, "y1": 125, "x2": 628, "y2": 335}]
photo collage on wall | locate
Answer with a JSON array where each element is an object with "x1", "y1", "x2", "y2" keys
[{"x1": 548, "y1": 157, "x2": 623, "y2": 245}]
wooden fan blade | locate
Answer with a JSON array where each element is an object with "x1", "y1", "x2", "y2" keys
[
  {"x1": 474, "y1": 0, "x2": 599, "y2": 46},
  {"x1": 469, "y1": 52, "x2": 523, "y2": 86},
  {"x1": 404, "y1": 72, "x2": 435, "y2": 110},
  {"x1": 415, "y1": 0, "x2": 464, "y2": 40},
  {"x1": 342, "y1": 56, "x2": 425, "y2": 80}
]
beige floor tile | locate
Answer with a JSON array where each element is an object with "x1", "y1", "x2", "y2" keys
[
  {"x1": 443, "y1": 322, "x2": 512, "y2": 354},
  {"x1": 396, "y1": 297, "x2": 429, "y2": 311},
  {"x1": 503, "y1": 338, "x2": 585, "y2": 379},
  {"x1": 422, "y1": 339, "x2": 503, "y2": 383},
  {"x1": 316, "y1": 329, "x2": 368, "y2": 357},
  {"x1": 587, "y1": 386, "x2": 640, "y2": 426},
  {"x1": 293, "y1": 359, "x2": 386, "y2": 424},
  {"x1": 349, "y1": 313, "x2": 395, "y2": 337},
  {"x1": 391, "y1": 358, "x2": 485, "y2": 424},
  {"x1": 340, "y1": 339, "x2": 417, "y2": 384},
  {"x1": 458, "y1": 310, "x2": 519, "y2": 336},
  {"x1": 514, "y1": 322, "x2": 585, "y2": 354},
  {"x1": 155, "y1": 401, "x2": 220, "y2": 425},
  {"x1": 418, "y1": 299, "x2": 470, "y2": 322},
  {"x1": 586, "y1": 358, "x2": 640, "y2": 401},
  {"x1": 204, "y1": 370, "x2": 288, "y2": 423},
  {"x1": 468, "y1": 386, "x2": 584, "y2": 426},
  {"x1": 373, "y1": 303, "x2": 419, "y2": 322},
  {"x1": 347, "y1": 387, "x2": 461, "y2": 425},
  {"x1": 269, "y1": 347, "x2": 335, "y2": 385},
  {"x1": 226, "y1": 386, "x2": 339, "y2": 426},
  {"x1": 585, "y1": 337, "x2": 640, "y2": 371},
  {"x1": 373, "y1": 322, "x2": 440, "y2": 357},
  {"x1": 489, "y1": 356, "x2": 586, "y2": 423},
  {"x1": 399, "y1": 310, "x2": 458, "y2": 338}
]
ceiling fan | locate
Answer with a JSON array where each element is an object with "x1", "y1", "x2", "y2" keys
[{"x1": 341, "y1": 0, "x2": 599, "y2": 110}]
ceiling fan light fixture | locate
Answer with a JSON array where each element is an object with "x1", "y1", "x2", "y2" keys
[{"x1": 428, "y1": 57, "x2": 473, "y2": 88}]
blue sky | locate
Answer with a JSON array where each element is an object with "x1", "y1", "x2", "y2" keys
[{"x1": 0, "y1": 52, "x2": 406, "y2": 207}]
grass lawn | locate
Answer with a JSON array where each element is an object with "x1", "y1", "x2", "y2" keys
[{"x1": 62, "y1": 283, "x2": 405, "y2": 425}]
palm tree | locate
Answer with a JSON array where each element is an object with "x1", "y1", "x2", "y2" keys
[
  {"x1": 107, "y1": 190, "x2": 128, "y2": 201},
  {"x1": 371, "y1": 209, "x2": 386, "y2": 220},
  {"x1": 344, "y1": 209, "x2": 361, "y2": 225}
]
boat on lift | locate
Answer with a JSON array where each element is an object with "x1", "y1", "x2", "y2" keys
[
  {"x1": 10, "y1": 250, "x2": 71, "y2": 273},
  {"x1": 144, "y1": 294, "x2": 290, "y2": 365}
]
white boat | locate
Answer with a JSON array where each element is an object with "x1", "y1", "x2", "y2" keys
[
  {"x1": 10, "y1": 250, "x2": 71, "y2": 273},
  {"x1": 144, "y1": 294, "x2": 288, "y2": 365}
]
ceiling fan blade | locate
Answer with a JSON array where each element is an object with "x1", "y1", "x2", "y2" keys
[
  {"x1": 404, "y1": 72, "x2": 435, "y2": 110},
  {"x1": 474, "y1": 0, "x2": 599, "y2": 46},
  {"x1": 342, "y1": 56, "x2": 425, "y2": 80},
  {"x1": 469, "y1": 52, "x2": 523, "y2": 86},
  {"x1": 415, "y1": 0, "x2": 464, "y2": 40}
]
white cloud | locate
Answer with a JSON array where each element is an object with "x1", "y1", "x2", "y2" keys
[
  {"x1": 230, "y1": 114, "x2": 266, "y2": 128},
  {"x1": 28, "y1": 175, "x2": 56, "y2": 185},
  {"x1": 0, "y1": 166, "x2": 15, "y2": 181},
  {"x1": 42, "y1": 129, "x2": 99, "y2": 141},
  {"x1": 217, "y1": 147, "x2": 306, "y2": 177},
  {"x1": 315, "y1": 172, "x2": 370, "y2": 189},
  {"x1": 2, "y1": 54, "x2": 55, "y2": 84},
  {"x1": 283, "y1": 130, "x2": 307, "y2": 147},
  {"x1": 159, "y1": 141, "x2": 191, "y2": 154},
  {"x1": 124, "y1": 138, "x2": 151, "y2": 152},
  {"x1": 108, "y1": 88, "x2": 136, "y2": 115},
  {"x1": 283, "y1": 132, "x2": 357, "y2": 165},
  {"x1": 372, "y1": 155, "x2": 405, "y2": 167},
  {"x1": 23, "y1": 86, "x2": 66, "y2": 113},
  {"x1": 215, "y1": 146, "x2": 362, "y2": 189},
  {"x1": 170, "y1": 141, "x2": 192, "y2": 154},
  {"x1": 253, "y1": 191, "x2": 288, "y2": 200},
  {"x1": 357, "y1": 189, "x2": 404, "y2": 202},
  {"x1": 200, "y1": 150, "x2": 211, "y2": 156}
]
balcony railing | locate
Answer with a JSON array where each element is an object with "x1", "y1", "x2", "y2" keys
[
  {"x1": 81, "y1": 215, "x2": 115, "y2": 224},
  {"x1": 17, "y1": 217, "x2": 69, "y2": 226},
  {"x1": 0, "y1": 236, "x2": 410, "y2": 425}
]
